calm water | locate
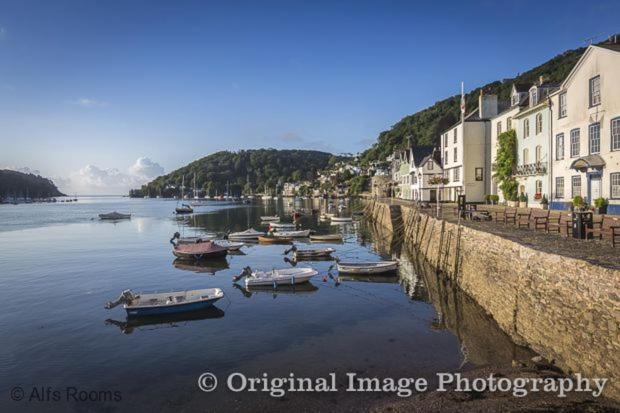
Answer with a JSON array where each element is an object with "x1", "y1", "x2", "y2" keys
[{"x1": 0, "y1": 198, "x2": 532, "y2": 412}]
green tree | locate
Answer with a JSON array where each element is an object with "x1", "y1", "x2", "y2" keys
[{"x1": 494, "y1": 130, "x2": 518, "y2": 201}]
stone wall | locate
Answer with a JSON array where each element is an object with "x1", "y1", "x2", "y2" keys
[{"x1": 365, "y1": 200, "x2": 620, "y2": 400}]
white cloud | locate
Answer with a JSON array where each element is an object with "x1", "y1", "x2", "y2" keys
[
  {"x1": 73, "y1": 98, "x2": 108, "y2": 108},
  {"x1": 129, "y1": 157, "x2": 164, "y2": 179}
]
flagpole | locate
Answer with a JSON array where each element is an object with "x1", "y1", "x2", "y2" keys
[{"x1": 461, "y1": 81, "x2": 465, "y2": 123}]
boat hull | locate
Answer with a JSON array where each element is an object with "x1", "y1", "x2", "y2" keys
[
  {"x1": 337, "y1": 261, "x2": 399, "y2": 274},
  {"x1": 125, "y1": 297, "x2": 222, "y2": 316},
  {"x1": 245, "y1": 269, "x2": 317, "y2": 286}
]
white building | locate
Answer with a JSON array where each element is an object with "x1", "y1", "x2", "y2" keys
[
  {"x1": 549, "y1": 41, "x2": 620, "y2": 214},
  {"x1": 409, "y1": 147, "x2": 443, "y2": 202},
  {"x1": 441, "y1": 92, "x2": 497, "y2": 202}
]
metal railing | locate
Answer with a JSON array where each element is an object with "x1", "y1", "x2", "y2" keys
[{"x1": 515, "y1": 161, "x2": 547, "y2": 176}]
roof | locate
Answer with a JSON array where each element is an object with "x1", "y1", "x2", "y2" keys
[
  {"x1": 410, "y1": 146, "x2": 435, "y2": 166},
  {"x1": 596, "y1": 43, "x2": 620, "y2": 53},
  {"x1": 569, "y1": 154, "x2": 606, "y2": 170},
  {"x1": 512, "y1": 83, "x2": 531, "y2": 93},
  {"x1": 418, "y1": 150, "x2": 442, "y2": 168}
]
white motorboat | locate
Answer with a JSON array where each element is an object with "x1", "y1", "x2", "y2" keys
[
  {"x1": 228, "y1": 228, "x2": 265, "y2": 241},
  {"x1": 213, "y1": 240, "x2": 245, "y2": 251},
  {"x1": 272, "y1": 229, "x2": 311, "y2": 238},
  {"x1": 105, "y1": 288, "x2": 224, "y2": 316},
  {"x1": 170, "y1": 232, "x2": 217, "y2": 245},
  {"x1": 234, "y1": 267, "x2": 317, "y2": 287},
  {"x1": 285, "y1": 246, "x2": 335, "y2": 259},
  {"x1": 99, "y1": 211, "x2": 131, "y2": 220},
  {"x1": 331, "y1": 216, "x2": 353, "y2": 223},
  {"x1": 337, "y1": 261, "x2": 399, "y2": 274},
  {"x1": 269, "y1": 222, "x2": 297, "y2": 230},
  {"x1": 260, "y1": 215, "x2": 280, "y2": 222}
]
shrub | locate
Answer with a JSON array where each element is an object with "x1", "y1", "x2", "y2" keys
[
  {"x1": 572, "y1": 195, "x2": 584, "y2": 207},
  {"x1": 519, "y1": 193, "x2": 527, "y2": 202},
  {"x1": 594, "y1": 197, "x2": 608, "y2": 208},
  {"x1": 540, "y1": 194, "x2": 548, "y2": 205}
]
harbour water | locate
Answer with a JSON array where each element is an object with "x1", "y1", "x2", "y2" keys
[{"x1": 0, "y1": 198, "x2": 533, "y2": 411}]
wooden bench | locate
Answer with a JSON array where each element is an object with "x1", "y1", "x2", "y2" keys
[
  {"x1": 517, "y1": 209, "x2": 531, "y2": 228},
  {"x1": 586, "y1": 215, "x2": 620, "y2": 247},
  {"x1": 547, "y1": 213, "x2": 573, "y2": 237},
  {"x1": 503, "y1": 208, "x2": 517, "y2": 225},
  {"x1": 531, "y1": 209, "x2": 551, "y2": 231}
]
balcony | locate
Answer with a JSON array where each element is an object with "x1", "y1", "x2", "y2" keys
[{"x1": 515, "y1": 161, "x2": 547, "y2": 177}]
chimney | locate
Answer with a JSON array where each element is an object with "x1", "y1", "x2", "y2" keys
[
  {"x1": 539, "y1": 75, "x2": 545, "y2": 86},
  {"x1": 478, "y1": 91, "x2": 498, "y2": 119}
]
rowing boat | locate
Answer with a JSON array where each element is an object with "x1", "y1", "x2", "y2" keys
[
  {"x1": 286, "y1": 246, "x2": 335, "y2": 259},
  {"x1": 172, "y1": 241, "x2": 228, "y2": 260},
  {"x1": 272, "y1": 229, "x2": 311, "y2": 238},
  {"x1": 258, "y1": 235, "x2": 293, "y2": 244},
  {"x1": 105, "y1": 288, "x2": 225, "y2": 316},
  {"x1": 213, "y1": 240, "x2": 244, "y2": 251},
  {"x1": 336, "y1": 261, "x2": 399, "y2": 274},
  {"x1": 235, "y1": 267, "x2": 318, "y2": 287},
  {"x1": 228, "y1": 228, "x2": 265, "y2": 241},
  {"x1": 99, "y1": 211, "x2": 131, "y2": 220},
  {"x1": 309, "y1": 234, "x2": 343, "y2": 242}
]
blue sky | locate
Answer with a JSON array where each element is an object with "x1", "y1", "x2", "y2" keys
[{"x1": 1, "y1": 0, "x2": 619, "y2": 194}]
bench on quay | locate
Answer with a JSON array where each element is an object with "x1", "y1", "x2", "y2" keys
[
  {"x1": 500, "y1": 208, "x2": 517, "y2": 225},
  {"x1": 547, "y1": 213, "x2": 573, "y2": 237},
  {"x1": 530, "y1": 209, "x2": 551, "y2": 231},
  {"x1": 586, "y1": 215, "x2": 620, "y2": 247}
]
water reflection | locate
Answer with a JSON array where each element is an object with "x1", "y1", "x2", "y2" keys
[
  {"x1": 172, "y1": 258, "x2": 230, "y2": 274},
  {"x1": 105, "y1": 306, "x2": 225, "y2": 334},
  {"x1": 232, "y1": 281, "x2": 319, "y2": 298}
]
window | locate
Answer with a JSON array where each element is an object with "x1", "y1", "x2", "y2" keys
[
  {"x1": 611, "y1": 173, "x2": 620, "y2": 199},
  {"x1": 570, "y1": 129, "x2": 580, "y2": 158},
  {"x1": 535, "y1": 113, "x2": 543, "y2": 134},
  {"x1": 571, "y1": 176, "x2": 581, "y2": 198},
  {"x1": 427, "y1": 161, "x2": 433, "y2": 170},
  {"x1": 453, "y1": 128, "x2": 457, "y2": 143},
  {"x1": 523, "y1": 148, "x2": 529, "y2": 165},
  {"x1": 612, "y1": 118, "x2": 620, "y2": 151},
  {"x1": 559, "y1": 92, "x2": 567, "y2": 118},
  {"x1": 507, "y1": 117, "x2": 512, "y2": 130},
  {"x1": 444, "y1": 151, "x2": 448, "y2": 165},
  {"x1": 453, "y1": 147, "x2": 457, "y2": 163},
  {"x1": 475, "y1": 167, "x2": 483, "y2": 181},
  {"x1": 555, "y1": 177, "x2": 564, "y2": 198},
  {"x1": 496, "y1": 121, "x2": 502, "y2": 136},
  {"x1": 556, "y1": 133, "x2": 564, "y2": 160},
  {"x1": 535, "y1": 180, "x2": 542, "y2": 195},
  {"x1": 589, "y1": 76, "x2": 601, "y2": 107},
  {"x1": 530, "y1": 88, "x2": 538, "y2": 106},
  {"x1": 511, "y1": 93, "x2": 519, "y2": 106},
  {"x1": 412, "y1": 174, "x2": 417, "y2": 185},
  {"x1": 535, "y1": 145, "x2": 542, "y2": 162},
  {"x1": 453, "y1": 167, "x2": 460, "y2": 182},
  {"x1": 524, "y1": 119, "x2": 530, "y2": 138},
  {"x1": 589, "y1": 123, "x2": 600, "y2": 154},
  {"x1": 443, "y1": 134, "x2": 448, "y2": 148}
]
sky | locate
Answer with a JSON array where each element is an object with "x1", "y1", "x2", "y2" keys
[{"x1": 1, "y1": 0, "x2": 619, "y2": 194}]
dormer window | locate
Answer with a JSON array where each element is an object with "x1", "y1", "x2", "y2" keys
[
  {"x1": 530, "y1": 87, "x2": 538, "y2": 107},
  {"x1": 511, "y1": 93, "x2": 520, "y2": 106}
]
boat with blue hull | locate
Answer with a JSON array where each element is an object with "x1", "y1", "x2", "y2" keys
[{"x1": 105, "y1": 288, "x2": 224, "y2": 316}]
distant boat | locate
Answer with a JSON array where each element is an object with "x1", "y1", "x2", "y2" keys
[
  {"x1": 269, "y1": 222, "x2": 296, "y2": 230},
  {"x1": 171, "y1": 240, "x2": 228, "y2": 261},
  {"x1": 105, "y1": 288, "x2": 225, "y2": 316},
  {"x1": 337, "y1": 261, "x2": 399, "y2": 274},
  {"x1": 175, "y1": 176, "x2": 193, "y2": 214},
  {"x1": 99, "y1": 212, "x2": 131, "y2": 220},
  {"x1": 285, "y1": 246, "x2": 335, "y2": 259},
  {"x1": 260, "y1": 215, "x2": 280, "y2": 222},
  {"x1": 228, "y1": 228, "x2": 265, "y2": 241},
  {"x1": 258, "y1": 235, "x2": 293, "y2": 244},
  {"x1": 331, "y1": 216, "x2": 352, "y2": 223},
  {"x1": 272, "y1": 229, "x2": 311, "y2": 238},
  {"x1": 234, "y1": 266, "x2": 317, "y2": 287},
  {"x1": 213, "y1": 240, "x2": 245, "y2": 251},
  {"x1": 170, "y1": 232, "x2": 217, "y2": 245},
  {"x1": 309, "y1": 234, "x2": 343, "y2": 242}
]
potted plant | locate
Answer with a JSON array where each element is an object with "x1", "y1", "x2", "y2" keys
[
  {"x1": 593, "y1": 197, "x2": 608, "y2": 214},
  {"x1": 518, "y1": 193, "x2": 527, "y2": 208},
  {"x1": 507, "y1": 193, "x2": 518, "y2": 208},
  {"x1": 572, "y1": 195, "x2": 584, "y2": 211},
  {"x1": 490, "y1": 194, "x2": 499, "y2": 205},
  {"x1": 540, "y1": 194, "x2": 549, "y2": 210}
]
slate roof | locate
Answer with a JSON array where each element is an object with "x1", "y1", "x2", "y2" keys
[{"x1": 410, "y1": 146, "x2": 435, "y2": 166}]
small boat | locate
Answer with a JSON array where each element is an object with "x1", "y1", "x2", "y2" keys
[
  {"x1": 331, "y1": 216, "x2": 353, "y2": 223},
  {"x1": 258, "y1": 235, "x2": 293, "y2": 244},
  {"x1": 213, "y1": 240, "x2": 244, "y2": 251},
  {"x1": 234, "y1": 266, "x2": 318, "y2": 287},
  {"x1": 170, "y1": 232, "x2": 217, "y2": 245},
  {"x1": 228, "y1": 228, "x2": 265, "y2": 241},
  {"x1": 269, "y1": 222, "x2": 297, "y2": 230},
  {"x1": 260, "y1": 215, "x2": 280, "y2": 222},
  {"x1": 285, "y1": 245, "x2": 335, "y2": 259},
  {"x1": 99, "y1": 211, "x2": 131, "y2": 220},
  {"x1": 309, "y1": 234, "x2": 343, "y2": 242},
  {"x1": 175, "y1": 204, "x2": 194, "y2": 214},
  {"x1": 337, "y1": 261, "x2": 399, "y2": 274},
  {"x1": 272, "y1": 229, "x2": 311, "y2": 238},
  {"x1": 171, "y1": 241, "x2": 228, "y2": 260},
  {"x1": 105, "y1": 288, "x2": 225, "y2": 316}
]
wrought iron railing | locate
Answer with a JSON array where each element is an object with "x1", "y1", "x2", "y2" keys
[{"x1": 514, "y1": 161, "x2": 547, "y2": 176}]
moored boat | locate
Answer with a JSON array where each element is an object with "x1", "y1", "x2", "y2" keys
[
  {"x1": 228, "y1": 228, "x2": 265, "y2": 241},
  {"x1": 285, "y1": 245, "x2": 335, "y2": 259},
  {"x1": 171, "y1": 241, "x2": 228, "y2": 260},
  {"x1": 258, "y1": 235, "x2": 293, "y2": 244},
  {"x1": 272, "y1": 229, "x2": 311, "y2": 238},
  {"x1": 213, "y1": 240, "x2": 245, "y2": 251},
  {"x1": 234, "y1": 266, "x2": 318, "y2": 287},
  {"x1": 99, "y1": 211, "x2": 131, "y2": 220},
  {"x1": 170, "y1": 232, "x2": 217, "y2": 245},
  {"x1": 331, "y1": 216, "x2": 353, "y2": 223},
  {"x1": 175, "y1": 204, "x2": 194, "y2": 214},
  {"x1": 260, "y1": 215, "x2": 280, "y2": 222},
  {"x1": 105, "y1": 288, "x2": 225, "y2": 316},
  {"x1": 269, "y1": 222, "x2": 297, "y2": 230},
  {"x1": 309, "y1": 233, "x2": 343, "y2": 242},
  {"x1": 336, "y1": 261, "x2": 399, "y2": 274}
]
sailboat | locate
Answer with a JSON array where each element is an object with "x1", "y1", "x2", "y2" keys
[{"x1": 175, "y1": 176, "x2": 193, "y2": 214}]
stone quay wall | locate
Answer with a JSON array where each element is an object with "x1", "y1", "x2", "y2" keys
[{"x1": 364, "y1": 200, "x2": 620, "y2": 400}]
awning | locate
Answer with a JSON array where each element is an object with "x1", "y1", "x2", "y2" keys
[{"x1": 569, "y1": 154, "x2": 606, "y2": 171}]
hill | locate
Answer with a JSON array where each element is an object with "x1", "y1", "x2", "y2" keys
[
  {"x1": 0, "y1": 169, "x2": 65, "y2": 199},
  {"x1": 132, "y1": 149, "x2": 344, "y2": 197},
  {"x1": 360, "y1": 46, "x2": 587, "y2": 163}
]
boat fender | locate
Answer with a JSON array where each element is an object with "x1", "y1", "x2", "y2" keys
[
  {"x1": 273, "y1": 280, "x2": 277, "y2": 289},
  {"x1": 291, "y1": 275, "x2": 295, "y2": 285}
]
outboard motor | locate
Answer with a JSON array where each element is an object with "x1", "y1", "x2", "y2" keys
[
  {"x1": 105, "y1": 289, "x2": 136, "y2": 309},
  {"x1": 283, "y1": 245, "x2": 297, "y2": 255},
  {"x1": 232, "y1": 266, "x2": 252, "y2": 282},
  {"x1": 170, "y1": 232, "x2": 181, "y2": 246}
]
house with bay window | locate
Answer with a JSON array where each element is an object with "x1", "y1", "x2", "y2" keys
[
  {"x1": 512, "y1": 78, "x2": 558, "y2": 207},
  {"x1": 549, "y1": 42, "x2": 620, "y2": 214}
]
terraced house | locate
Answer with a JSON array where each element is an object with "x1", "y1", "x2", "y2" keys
[{"x1": 549, "y1": 42, "x2": 620, "y2": 214}]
